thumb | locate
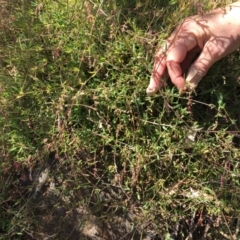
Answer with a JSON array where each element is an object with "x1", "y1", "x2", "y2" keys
[{"x1": 185, "y1": 39, "x2": 225, "y2": 90}]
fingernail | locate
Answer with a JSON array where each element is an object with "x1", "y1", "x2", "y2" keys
[
  {"x1": 186, "y1": 65, "x2": 202, "y2": 90},
  {"x1": 146, "y1": 87, "x2": 158, "y2": 96}
]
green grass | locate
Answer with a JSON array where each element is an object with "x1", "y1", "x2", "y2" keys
[{"x1": 0, "y1": 0, "x2": 240, "y2": 239}]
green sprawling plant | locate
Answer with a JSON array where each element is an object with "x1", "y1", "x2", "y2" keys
[{"x1": 0, "y1": 0, "x2": 240, "y2": 239}]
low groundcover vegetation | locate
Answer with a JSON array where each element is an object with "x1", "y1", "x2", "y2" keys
[{"x1": 0, "y1": 0, "x2": 240, "y2": 239}]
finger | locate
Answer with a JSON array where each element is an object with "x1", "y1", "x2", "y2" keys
[
  {"x1": 146, "y1": 44, "x2": 168, "y2": 96},
  {"x1": 166, "y1": 33, "x2": 198, "y2": 90},
  {"x1": 181, "y1": 46, "x2": 201, "y2": 75},
  {"x1": 185, "y1": 38, "x2": 226, "y2": 90},
  {"x1": 166, "y1": 43, "x2": 199, "y2": 91},
  {"x1": 166, "y1": 61, "x2": 185, "y2": 90}
]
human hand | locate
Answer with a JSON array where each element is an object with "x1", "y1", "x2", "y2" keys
[{"x1": 147, "y1": 2, "x2": 240, "y2": 96}]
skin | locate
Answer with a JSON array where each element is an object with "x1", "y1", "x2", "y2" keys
[{"x1": 147, "y1": 1, "x2": 240, "y2": 96}]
